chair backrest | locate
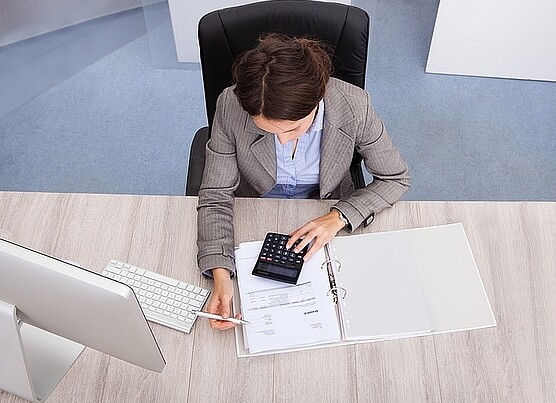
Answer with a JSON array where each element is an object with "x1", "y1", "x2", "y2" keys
[{"x1": 198, "y1": 0, "x2": 370, "y2": 131}]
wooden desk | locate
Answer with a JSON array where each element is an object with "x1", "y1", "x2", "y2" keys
[{"x1": 0, "y1": 192, "x2": 555, "y2": 402}]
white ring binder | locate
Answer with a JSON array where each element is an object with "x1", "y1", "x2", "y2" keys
[{"x1": 234, "y1": 223, "x2": 494, "y2": 357}]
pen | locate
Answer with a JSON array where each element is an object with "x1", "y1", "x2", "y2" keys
[{"x1": 193, "y1": 310, "x2": 250, "y2": 325}]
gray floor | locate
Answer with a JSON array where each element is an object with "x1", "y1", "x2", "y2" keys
[{"x1": 0, "y1": 0, "x2": 554, "y2": 200}]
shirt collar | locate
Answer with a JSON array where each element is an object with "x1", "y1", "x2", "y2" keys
[{"x1": 306, "y1": 99, "x2": 325, "y2": 134}]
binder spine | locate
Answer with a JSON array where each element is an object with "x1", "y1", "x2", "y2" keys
[
  {"x1": 327, "y1": 286, "x2": 347, "y2": 300},
  {"x1": 322, "y1": 245, "x2": 344, "y2": 303},
  {"x1": 319, "y1": 259, "x2": 341, "y2": 272}
]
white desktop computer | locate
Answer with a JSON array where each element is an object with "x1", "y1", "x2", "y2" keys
[{"x1": 0, "y1": 237, "x2": 165, "y2": 402}]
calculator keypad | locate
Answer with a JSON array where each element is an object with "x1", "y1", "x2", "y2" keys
[{"x1": 258, "y1": 233, "x2": 308, "y2": 269}]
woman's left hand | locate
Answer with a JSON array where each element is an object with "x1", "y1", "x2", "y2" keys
[{"x1": 286, "y1": 210, "x2": 346, "y2": 261}]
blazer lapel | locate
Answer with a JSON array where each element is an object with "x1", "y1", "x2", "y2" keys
[
  {"x1": 320, "y1": 85, "x2": 357, "y2": 196},
  {"x1": 246, "y1": 118, "x2": 277, "y2": 181},
  {"x1": 320, "y1": 124, "x2": 355, "y2": 195}
]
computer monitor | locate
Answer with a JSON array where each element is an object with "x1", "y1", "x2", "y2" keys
[{"x1": 0, "y1": 237, "x2": 165, "y2": 402}]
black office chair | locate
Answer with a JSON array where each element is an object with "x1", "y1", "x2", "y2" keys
[{"x1": 185, "y1": 0, "x2": 370, "y2": 196}]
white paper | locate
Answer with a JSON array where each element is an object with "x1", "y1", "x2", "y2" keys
[
  {"x1": 329, "y1": 232, "x2": 434, "y2": 341},
  {"x1": 235, "y1": 241, "x2": 340, "y2": 354}
]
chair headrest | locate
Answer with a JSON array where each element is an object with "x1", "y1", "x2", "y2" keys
[{"x1": 199, "y1": 1, "x2": 369, "y2": 127}]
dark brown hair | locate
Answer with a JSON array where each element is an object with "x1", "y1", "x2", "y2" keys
[{"x1": 232, "y1": 33, "x2": 332, "y2": 121}]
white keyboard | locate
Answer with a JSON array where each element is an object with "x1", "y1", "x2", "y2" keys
[{"x1": 101, "y1": 260, "x2": 210, "y2": 333}]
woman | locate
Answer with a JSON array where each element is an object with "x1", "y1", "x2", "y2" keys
[{"x1": 197, "y1": 34, "x2": 410, "y2": 330}]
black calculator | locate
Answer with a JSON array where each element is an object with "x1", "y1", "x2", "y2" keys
[{"x1": 251, "y1": 232, "x2": 309, "y2": 284}]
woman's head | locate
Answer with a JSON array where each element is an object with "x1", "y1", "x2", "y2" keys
[{"x1": 232, "y1": 33, "x2": 332, "y2": 122}]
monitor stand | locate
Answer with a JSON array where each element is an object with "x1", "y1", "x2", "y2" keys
[{"x1": 0, "y1": 300, "x2": 85, "y2": 402}]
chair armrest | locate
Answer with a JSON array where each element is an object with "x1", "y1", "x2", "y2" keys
[
  {"x1": 350, "y1": 151, "x2": 366, "y2": 190},
  {"x1": 185, "y1": 127, "x2": 209, "y2": 196}
]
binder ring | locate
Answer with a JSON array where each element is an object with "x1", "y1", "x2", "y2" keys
[
  {"x1": 320, "y1": 259, "x2": 342, "y2": 272},
  {"x1": 327, "y1": 286, "x2": 347, "y2": 299}
]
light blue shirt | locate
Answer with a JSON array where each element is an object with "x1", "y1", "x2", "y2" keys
[{"x1": 263, "y1": 100, "x2": 324, "y2": 199}]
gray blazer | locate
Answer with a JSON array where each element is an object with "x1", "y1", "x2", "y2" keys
[{"x1": 197, "y1": 78, "x2": 410, "y2": 276}]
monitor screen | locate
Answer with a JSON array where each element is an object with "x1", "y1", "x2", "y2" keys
[{"x1": 0, "y1": 237, "x2": 166, "y2": 374}]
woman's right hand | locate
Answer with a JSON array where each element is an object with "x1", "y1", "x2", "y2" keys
[{"x1": 206, "y1": 268, "x2": 241, "y2": 330}]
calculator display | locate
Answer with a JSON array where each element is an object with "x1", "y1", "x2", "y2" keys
[
  {"x1": 251, "y1": 232, "x2": 308, "y2": 284},
  {"x1": 253, "y1": 262, "x2": 298, "y2": 279}
]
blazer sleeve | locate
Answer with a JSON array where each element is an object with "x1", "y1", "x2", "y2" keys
[
  {"x1": 196, "y1": 89, "x2": 240, "y2": 277},
  {"x1": 333, "y1": 91, "x2": 411, "y2": 230}
]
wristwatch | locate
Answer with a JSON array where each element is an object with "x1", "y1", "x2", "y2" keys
[{"x1": 333, "y1": 208, "x2": 350, "y2": 229}]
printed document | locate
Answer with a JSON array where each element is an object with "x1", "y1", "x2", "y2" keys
[{"x1": 235, "y1": 242, "x2": 340, "y2": 354}]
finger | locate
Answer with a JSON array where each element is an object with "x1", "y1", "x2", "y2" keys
[
  {"x1": 206, "y1": 297, "x2": 220, "y2": 314},
  {"x1": 209, "y1": 319, "x2": 237, "y2": 330},
  {"x1": 218, "y1": 316, "x2": 238, "y2": 329},
  {"x1": 294, "y1": 232, "x2": 315, "y2": 253},
  {"x1": 288, "y1": 225, "x2": 307, "y2": 238},
  {"x1": 207, "y1": 295, "x2": 232, "y2": 319},
  {"x1": 287, "y1": 223, "x2": 313, "y2": 248},
  {"x1": 219, "y1": 296, "x2": 233, "y2": 319},
  {"x1": 286, "y1": 230, "x2": 303, "y2": 249},
  {"x1": 303, "y1": 237, "x2": 326, "y2": 261},
  {"x1": 210, "y1": 313, "x2": 241, "y2": 330}
]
